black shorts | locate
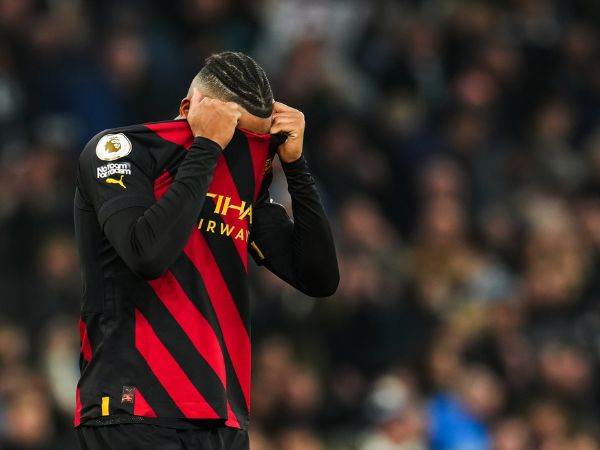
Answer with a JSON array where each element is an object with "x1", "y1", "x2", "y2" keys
[{"x1": 76, "y1": 423, "x2": 249, "y2": 450}]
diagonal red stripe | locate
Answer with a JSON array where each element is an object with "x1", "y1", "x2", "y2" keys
[
  {"x1": 225, "y1": 402, "x2": 241, "y2": 429},
  {"x1": 148, "y1": 271, "x2": 226, "y2": 386},
  {"x1": 79, "y1": 318, "x2": 92, "y2": 363},
  {"x1": 184, "y1": 232, "x2": 251, "y2": 408},
  {"x1": 145, "y1": 121, "x2": 194, "y2": 149},
  {"x1": 73, "y1": 387, "x2": 82, "y2": 426},
  {"x1": 146, "y1": 121, "x2": 250, "y2": 270},
  {"x1": 134, "y1": 308, "x2": 220, "y2": 419},
  {"x1": 243, "y1": 131, "x2": 272, "y2": 201},
  {"x1": 153, "y1": 169, "x2": 173, "y2": 200},
  {"x1": 134, "y1": 389, "x2": 157, "y2": 418},
  {"x1": 207, "y1": 156, "x2": 249, "y2": 270}
]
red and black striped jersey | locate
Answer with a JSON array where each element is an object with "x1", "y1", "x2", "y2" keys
[{"x1": 73, "y1": 119, "x2": 278, "y2": 429}]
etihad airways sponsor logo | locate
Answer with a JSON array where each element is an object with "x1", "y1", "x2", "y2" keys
[
  {"x1": 206, "y1": 193, "x2": 253, "y2": 223},
  {"x1": 197, "y1": 218, "x2": 250, "y2": 242},
  {"x1": 197, "y1": 192, "x2": 252, "y2": 242}
]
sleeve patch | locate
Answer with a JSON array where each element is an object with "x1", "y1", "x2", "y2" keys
[
  {"x1": 96, "y1": 133, "x2": 132, "y2": 161},
  {"x1": 97, "y1": 162, "x2": 131, "y2": 190},
  {"x1": 97, "y1": 162, "x2": 132, "y2": 179}
]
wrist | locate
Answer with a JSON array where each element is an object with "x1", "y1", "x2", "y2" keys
[
  {"x1": 281, "y1": 154, "x2": 308, "y2": 171},
  {"x1": 192, "y1": 136, "x2": 223, "y2": 152},
  {"x1": 279, "y1": 153, "x2": 303, "y2": 164},
  {"x1": 190, "y1": 126, "x2": 223, "y2": 148}
]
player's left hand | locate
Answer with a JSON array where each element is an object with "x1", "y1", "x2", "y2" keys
[{"x1": 270, "y1": 101, "x2": 305, "y2": 163}]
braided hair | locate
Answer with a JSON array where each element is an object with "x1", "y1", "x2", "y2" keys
[{"x1": 193, "y1": 52, "x2": 274, "y2": 118}]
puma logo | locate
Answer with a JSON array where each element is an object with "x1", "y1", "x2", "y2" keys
[{"x1": 106, "y1": 175, "x2": 126, "y2": 190}]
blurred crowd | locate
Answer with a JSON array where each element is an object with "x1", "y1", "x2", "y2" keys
[{"x1": 0, "y1": 0, "x2": 599, "y2": 449}]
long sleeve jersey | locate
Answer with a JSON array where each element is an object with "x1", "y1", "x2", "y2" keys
[{"x1": 73, "y1": 119, "x2": 338, "y2": 430}]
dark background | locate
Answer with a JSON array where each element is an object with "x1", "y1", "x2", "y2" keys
[{"x1": 0, "y1": 0, "x2": 599, "y2": 449}]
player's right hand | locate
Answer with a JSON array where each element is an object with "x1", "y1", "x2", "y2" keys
[{"x1": 187, "y1": 88, "x2": 241, "y2": 149}]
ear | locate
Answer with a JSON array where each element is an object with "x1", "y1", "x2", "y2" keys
[{"x1": 179, "y1": 98, "x2": 191, "y2": 118}]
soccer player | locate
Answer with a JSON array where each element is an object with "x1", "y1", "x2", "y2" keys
[{"x1": 73, "y1": 51, "x2": 338, "y2": 450}]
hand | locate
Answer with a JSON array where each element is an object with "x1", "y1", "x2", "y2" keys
[
  {"x1": 187, "y1": 88, "x2": 241, "y2": 149},
  {"x1": 270, "y1": 101, "x2": 305, "y2": 163}
]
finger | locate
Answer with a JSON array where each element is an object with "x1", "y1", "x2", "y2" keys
[
  {"x1": 270, "y1": 123, "x2": 294, "y2": 134},
  {"x1": 271, "y1": 128, "x2": 298, "y2": 139},
  {"x1": 269, "y1": 122, "x2": 283, "y2": 133},
  {"x1": 272, "y1": 114, "x2": 303, "y2": 127},
  {"x1": 272, "y1": 115, "x2": 297, "y2": 123},
  {"x1": 271, "y1": 117, "x2": 294, "y2": 127},
  {"x1": 195, "y1": 90, "x2": 210, "y2": 105},
  {"x1": 272, "y1": 112, "x2": 300, "y2": 120},
  {"x1": 231, "y1": 108, "x2": 243, "y2": 120},
  {"x1": 271, "y1": 118, "x2": 298, "y2": 129},
  {"x1": 273, "y1": 101, "x2": 297, "y2": 113},
  {"x1": 224, "y1": 102, "x2": 242, "y2": 121}
]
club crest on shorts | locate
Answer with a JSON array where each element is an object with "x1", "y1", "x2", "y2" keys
[{"x1": 96, "y1": 133, "x2": 132, "y2": 161}]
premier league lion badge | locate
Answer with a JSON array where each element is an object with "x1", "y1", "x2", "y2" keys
[{"x1": 96, "y1": 133, "x2": 132, "y2": 161}]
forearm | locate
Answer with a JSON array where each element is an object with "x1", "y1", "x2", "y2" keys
[
  {"x1": 273, "y1": 156, "x2": 339, "y2": 296},
  {"x1": 105, "y1": 137, "x2": 221, "y2": 278},
  {"x1": 254, "y1": 158, "x2": 339, "y2": 297}
]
